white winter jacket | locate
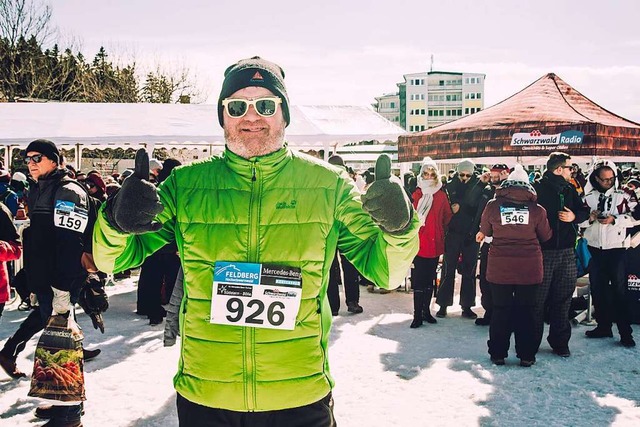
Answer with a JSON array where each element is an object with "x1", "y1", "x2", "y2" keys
[{"x1": 580, "y1": 160, "x2": 638, "y2": 249}]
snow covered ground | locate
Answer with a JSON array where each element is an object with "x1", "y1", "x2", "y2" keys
[{"x1": 1, "y1": 274, "x2": 639, "y2": 427}]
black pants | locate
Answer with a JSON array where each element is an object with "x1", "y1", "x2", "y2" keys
[
  {"x1": 327, "y1": 253, "x2": 360, "y2": 313},
  {"x1": 478, "y1": 242, "x2": 492, "y2": 319},
  {"x1": 2, "y1": 287, "x2": 55, "y2": 358},
  {"x1": 177, "y1": 393, "x2": 336, "y2": 427},
  {"x1": 411, "y1": 256, "x2": 438, "y2": 316},
  {"x1": 437, "y1": 231, "x2": 479, "y2": 308},
  {"x1": 137, "y1": 249, "x2": 181, "y2": 318},
  {"x1": 589, "y1": 247, "x2": 633, "y2": 337},
  {"x1": 488, "y1": 284, "x2": 537, "y2": 360},
  {"x1": 533, "y1": 248, "x2": 577, "y2": 352}
]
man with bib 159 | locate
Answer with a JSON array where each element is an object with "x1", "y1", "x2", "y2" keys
[{"x1": 93, "y1": 56, "x2": 419, "y2": 427}]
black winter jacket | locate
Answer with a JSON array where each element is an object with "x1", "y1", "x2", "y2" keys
[
  {"x1": 446, "y1": 174, "x2": 484, "y2": 235},
  {"x1": 24, "y1": 169, "x2": 89, "y2": 293},
  {"x1": 534, "y1": 171, "x2": 590, "y2": 250}
]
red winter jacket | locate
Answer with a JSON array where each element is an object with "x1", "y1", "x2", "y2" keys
[
  {"x1": 412, "y1": 188, "x2": 453, "y2": 259},
  {"x1": 0, "y1": 240, "x2": 21, "y2": 303},
  {"x1": 479, "y1": 184, "x2": 552, "y2": 285}
]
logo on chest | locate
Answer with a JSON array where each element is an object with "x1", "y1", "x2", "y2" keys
[{"x1": 276, "y1": 200, "x2": 297, "y2": 209}]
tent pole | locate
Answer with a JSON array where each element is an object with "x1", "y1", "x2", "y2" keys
[
  {"x1": 76, "y1": 144, "x2": 82, "y2": 171},
  {"x1": 4, "y1": 145, "x2": 10, "y2": 170}
]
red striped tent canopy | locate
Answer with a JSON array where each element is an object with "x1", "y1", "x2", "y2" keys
[{"x1": 398, "y1": 73, "x2": 640, "y2": 165}]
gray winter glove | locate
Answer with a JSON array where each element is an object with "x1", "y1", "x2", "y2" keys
[
  {"x1": 105, "y1": 149, "x2": 164, "y2": 234},
  {"x1": 164, "y1": 268, "x2": 184, "y2": 347},
  {"x1": 361, "y1": 154, "x2": 413, "y2": 234}
]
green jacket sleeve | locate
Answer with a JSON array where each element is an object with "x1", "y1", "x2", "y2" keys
[
  {"x1": 93, "y1": 174, "x2": 178, "y2": 273},
  {"x1": 334, "y1": 172, "x2": 419, "y2": 289}
]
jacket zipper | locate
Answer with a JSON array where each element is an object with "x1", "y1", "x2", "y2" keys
[
  {"x1": 245, "y1": 160, "x2": 260, "y2": 410},
  {"x1": 556, "y1": 192, "x2": 564, "y2": 248}
]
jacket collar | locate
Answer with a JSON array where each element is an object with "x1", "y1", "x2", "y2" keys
[
  {"x1": 223, "y1": 144, "x2": 292, "y2": 179},
  {"x1": 35, "y1": 168, "x2": 68, "y2": 188},
  {"x1": 541, "y1": 170, "x2": 571, "y2": 192}
]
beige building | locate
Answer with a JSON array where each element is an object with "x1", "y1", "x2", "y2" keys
[
  {"x1": 375, "y1": 70, "x2": 485, "y2": 132},
  {"x1": 373, "y1": 93, "x2": 400, "y2": 124}
]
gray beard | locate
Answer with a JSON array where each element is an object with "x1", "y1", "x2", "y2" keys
[{"x1": 224, "y1": 125, "x2": 285, "y2": 159}]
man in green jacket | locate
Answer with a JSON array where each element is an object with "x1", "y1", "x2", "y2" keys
[{"x1": 93, "y1": 56, "x2": 419, "y2": 427}]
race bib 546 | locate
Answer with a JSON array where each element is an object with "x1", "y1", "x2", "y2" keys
[{"x1": 500, "y1": 206, "x2": 529, "y2": 225}]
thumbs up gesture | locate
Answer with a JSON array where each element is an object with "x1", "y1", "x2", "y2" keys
[
  {"x1": 361, "y1": 154, "x2": 413, "y2": 234},
  {"x1": 105, "y1": 149, "x2": 164, "y2": 234}
]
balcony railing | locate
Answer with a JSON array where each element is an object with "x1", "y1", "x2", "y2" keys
[{"x1": 428, "y1": 84, "x2": 462, "y2": 90}]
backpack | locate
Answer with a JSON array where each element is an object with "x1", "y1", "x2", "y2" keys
[{"x1": 575, "y1": 237, "x2": 592, "y2": 278}]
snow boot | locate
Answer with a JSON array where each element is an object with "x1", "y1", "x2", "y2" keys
[
  {"x1": 0, "y1": 351, "x2": 25, "y2": 379},
  {"x1": 347, "y1": 301, "x2": 363, "y2": 314},
  {"x1": 421, "y1": 286, "x2": 437, "y2": 323},
  {"x1": 585, "y1": 326, "x2": 613, "y2": 338},
  {"x1": 410, "y1": 290, "x2": 425, "y2": 328}
]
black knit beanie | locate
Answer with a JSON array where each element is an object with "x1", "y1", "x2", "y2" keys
[
  {"x1": 25, "y1": 139, "x2": 60, "y2": 164},
  {"x1": 328, "y1": 155, "x2": 345, "y2": 168},
  {"x1": 218, "y1": 56, "x2": 290, "y2": 127}
]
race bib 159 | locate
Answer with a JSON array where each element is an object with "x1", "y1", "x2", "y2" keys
[
  {"x1": 54, "y1": 200, "x2": 88, "y2": 232},
  {"x1": 210, "y1": 262, "x2": 302, "y2": 330}
]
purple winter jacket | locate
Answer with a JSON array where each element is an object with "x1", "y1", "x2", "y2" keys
[{"x1": 479, "y1": 183, "x2": 552, "y2": 285}]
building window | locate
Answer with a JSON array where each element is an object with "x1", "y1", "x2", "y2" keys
[
  {"x1": 421, "y1": 125, "x2": 426, "y2": 131},
  {"x1": 390, "y1": 102, "x2": 395, "y2": 108},
  {"x1": 458, "y1": 109, "x2": 462, "y2": 115},
  {"x1": 465, "y1": 108, "x2": 469, "y2": 114},
  {"x1": 439, "y1": 110, "x2": 444, "y2": 116},
  {"x1": 477, "y1": 93, "x2": 482, "y2": 99},
  {"x1": 421, "y1": 109, "x2": 426, "y2": 115}
]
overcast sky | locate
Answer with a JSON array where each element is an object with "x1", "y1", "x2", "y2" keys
[{"x1": 50, "y1": 0, "x2": 640, "y2": 121}]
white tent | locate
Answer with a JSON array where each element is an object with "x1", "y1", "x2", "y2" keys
[{"x1": 0, "y1": 103, "x2": 405, "y2": 167}]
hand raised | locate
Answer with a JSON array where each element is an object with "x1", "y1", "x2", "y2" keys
[
  {"x1": 106, "y1": 149, "x2": 164, "y2": 234},
  {"x1": 361, "y1": 154, "x2": 412, "y2": 234}
]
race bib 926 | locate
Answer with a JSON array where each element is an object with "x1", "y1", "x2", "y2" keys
[
  {"x1": 210, "y1": 262, "x2": 302, "y2": 330},
  {"x1": 54, "y1": 200, "x2": 89, "y2": 232}
]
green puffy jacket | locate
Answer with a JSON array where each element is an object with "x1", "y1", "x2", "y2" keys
[{"x1": 93, "y1": 146, "x2": 419, "y2": 411}]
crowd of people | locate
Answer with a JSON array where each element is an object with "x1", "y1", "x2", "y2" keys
[
  {"x1": 0, "y1": 55, "x2": 638, "y2": 427},
  {"x1": 396, "y1": 153, "x2": 639, "y2": 368}
]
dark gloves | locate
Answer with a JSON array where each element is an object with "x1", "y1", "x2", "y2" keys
[
  {"x1": 361, "y1": 154, "x2": 413, "y2": 234},
  {"x1": 79, "y1": 273, "x2": 109, "y2": 333},
  {"x1": 105, "y1": 149, "x2": 164, "y2": 234}
]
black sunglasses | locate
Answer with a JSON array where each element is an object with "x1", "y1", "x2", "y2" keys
[
  {"x1": 24, "y1": 154, "x2": 45, "y2": 164},
  {"x1": 459, "y1": 173, "x2": 473, "y2": 178}
]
